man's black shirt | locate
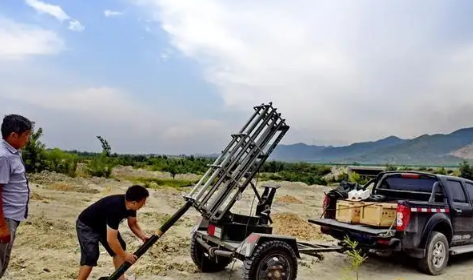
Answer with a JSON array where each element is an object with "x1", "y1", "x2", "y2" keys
[{"x1": 78, "y1": 194, "x2": 137, "y2": 232}]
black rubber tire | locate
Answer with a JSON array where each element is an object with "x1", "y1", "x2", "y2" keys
[
  {"x1": 242, "y1": 240, "x2": 298, "y2": 280},
  {"x1": 190, "y1": 234, "x2": 232, "y2": 272},
  {"x1": 417, "y1": 231, "x2": 449, "y2": 276}
]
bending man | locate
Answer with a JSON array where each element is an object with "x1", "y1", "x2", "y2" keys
[{"x1": 76, "y1": 185, "x2": 150, "y2": 280}]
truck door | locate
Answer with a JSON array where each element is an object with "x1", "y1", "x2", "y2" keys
[
  {"x1": 446, "y1": 179, "x2": 473, "y2": 245},
  {"x1": 462, "y1": 180, "x2": 473, "y2": 244}
]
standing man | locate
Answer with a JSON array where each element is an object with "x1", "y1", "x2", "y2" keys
[
  {"x1": 0, "y1": 114, "x2": 33, "y2": 278},
  {"x1": 76, "y1": 185, "x2": 150, "y2": 280}
]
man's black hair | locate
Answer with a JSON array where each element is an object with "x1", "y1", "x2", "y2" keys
[
  {"x1": 1, "y1": 114, "x2": 33, "y2": 139},
  {"x1": 125, "y1": 185, "x2": 149, "y2": 202}
]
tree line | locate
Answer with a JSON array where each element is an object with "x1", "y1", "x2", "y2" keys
[
  {"x1": 19, "y1": 126, "x2": 473, "y2": 186},
  {"x1": 19, "y1": 126, "x2": 334, "y2": 185}
]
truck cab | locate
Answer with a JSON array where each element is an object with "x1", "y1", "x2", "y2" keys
[{"x1": 310, "y1": 171, "x2": 473, "y2": 276}]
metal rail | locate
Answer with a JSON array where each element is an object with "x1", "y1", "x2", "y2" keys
[{"x1": 184, "y1": 102, "x2": 289, "y2": 222}]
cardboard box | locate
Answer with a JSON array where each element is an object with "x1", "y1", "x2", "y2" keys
[
  {"x1": 335, "y1": 200, "x2": 366, "y2": 224},
  {"x1": 360, "y1": 202, "x2": 397, "y2": 227}
]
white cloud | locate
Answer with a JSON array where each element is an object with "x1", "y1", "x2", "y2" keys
[
  {"x1": 104, "y1": 10, "x2": 124, "y2": 17},
  {"x1": 131, "y1": 0, "x2": 473, "y2": 144},
  {"x1": 0, "y1": 62, "x2": 226, "y2": 154},
  {"x1": 162, "y1": 119, "x2": 223, "y2": 140},
  {"x1": 68, "y1": 19, "x2": 85, "y2": 32},
  {"x1": 24, "y1": 0, "x2": 69, "y2": 21},
  {"x1": 24, "y1": 0, "x2": 84, "y2": 32},
  {"x1": 3, "y1": 86, "x2": 157, "y2": 132},
  {"x1": 0, "y1": 17, "x2": 64, "y2": 60}
]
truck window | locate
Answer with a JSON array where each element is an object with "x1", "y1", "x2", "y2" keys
[
  {"x1": 464, "y1": 182, "x2": 473, "y2": 203},
  {"x1": 447, "y1": 180, "x2": 468, "y2": 203},
  {"x1": 378, "y1": 176, "x2": 437, "y2": 192}
]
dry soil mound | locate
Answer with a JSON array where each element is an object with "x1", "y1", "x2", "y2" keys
[
  {"x1": 272, "y1": 213, "x2": 322, "y2": 241},
  {"x1": 277, "y1": 195, "x2": 303, "y2": 204}
]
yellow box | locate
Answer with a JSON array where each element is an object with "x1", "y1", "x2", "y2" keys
[
  {"x1": 335, "y1": 200, "x2": 366, "y2": 224},
  {"x1": 360, "y1": 202, "x2": 397, "y2": 227}
]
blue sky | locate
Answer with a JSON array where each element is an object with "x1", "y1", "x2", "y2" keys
[{"x1": 1, "y1": 0, "x2": 473, "y2": 154}]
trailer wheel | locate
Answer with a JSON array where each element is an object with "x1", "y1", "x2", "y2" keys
[
  {"x1": 417, "y1": 231, "x2": 449, "y2": 276},
  {"x1": 190, "y1": 234, "x2": 232, "y2": 272},
  {"x1": 242, "y1": 240, "x2": 298, "y2": 280}
]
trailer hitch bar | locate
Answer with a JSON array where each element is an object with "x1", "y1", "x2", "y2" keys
[{"x1": 196, "y1": 236, "x2": 234, "y2": 258}]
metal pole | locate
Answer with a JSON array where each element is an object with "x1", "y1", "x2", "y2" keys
[
  {"x1": 193, "y1": 107, "x2": 273, "y2": 206},
  {"x1": 186, "y1": 104, "x2": 264, "y2": 198},
  {"x1": 199, "y1": 108, "x2": 276, "y2": 212},
  {"x1": 209, "y1": 117, "x2": 284, "y2": 219},
  {"x1": 98, "y1": 201, "x2": 193, "y2": 280},
  {"x1": 215, "y1": 120, "x2": 287, "y2": 218},
  {"x1": 206, "y1": 115, "x2": 279, "y2": 215}
]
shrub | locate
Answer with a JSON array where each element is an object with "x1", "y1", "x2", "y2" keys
[
  {"x1": 459, "y1": 160, "x2": 473, "y2": 180},
  {"x1": 21, "y1": 126, "x2": 48, "y2": 173},
  {"x1": 342, "y1": 237, "x2": 368, "y2": 280},
  {"x1": 86, "y1": 136, "x2": 114, "y2": 178},
  {"x1": 45, "y1": 148, "x2": 79, "y2": 177}
]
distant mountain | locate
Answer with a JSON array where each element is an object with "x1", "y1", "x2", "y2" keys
[
  {"x1": 269, "y1": 127, "x2": 473, "y2": 165},
  {"x1": 269, "y1": 143, "x2": 326, "y2": 162}
]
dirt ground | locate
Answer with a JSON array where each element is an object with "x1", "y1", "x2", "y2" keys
[{"x1": 4, "y1": 169, "x2": 473, "y2": 280}]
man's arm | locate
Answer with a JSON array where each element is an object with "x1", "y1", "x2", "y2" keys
[
  {"x1": 106, "y1": 226, "x2": 127, "y2": 258},
  {"x1": 0, "y1": 157, "x2": 10, "y2": 243},
  {"x1": 106, "y1": 219, "x2": 137, "y2": 264},
  {"x1": 0, "y1": 184, "x2": 4, "y2": 223},
  {"x1": 0, "y1": 157, "x2": 10, "y2": 224},
  {"x1": 127, "y1": 216, "x2": 148, "y2": 241}
]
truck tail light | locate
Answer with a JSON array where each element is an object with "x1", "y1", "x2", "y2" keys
[
  {"x1": 396, "y1": 204, "x2": 411, "y2": 231},
  {"x1": 377, "y1": 238, "x2": 390, "y2": 245},
  {"x1": 207, "y1": 224, "x2": 216, "y2": 236},
  {"x1": 401, "y1": 173, "x2": 420, "y2": 179}
]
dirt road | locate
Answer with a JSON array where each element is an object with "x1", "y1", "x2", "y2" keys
[{"x1": 3, "y1": 169, "x2": 473, "y2": 280}]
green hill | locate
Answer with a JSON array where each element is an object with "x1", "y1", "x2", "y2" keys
[{"x1": 271, "y1": 127, "x2": 473, "y2": 165}]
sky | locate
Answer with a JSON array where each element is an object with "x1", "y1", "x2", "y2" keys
[{"x1": 1, "y1": 0, "x2": 473, "y2": 155}]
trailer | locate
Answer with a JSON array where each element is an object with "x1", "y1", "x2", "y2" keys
[
  {"x1": 189, "y1": 181, "x2": 347, "y2": 280},
  {"x1": 99, "y1": 102, "x2": 347, "y2": 280}
]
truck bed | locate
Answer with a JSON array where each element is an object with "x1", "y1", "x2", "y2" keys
[{"x1": 309, "y1": 218, "x2": 395, "y2": 236}]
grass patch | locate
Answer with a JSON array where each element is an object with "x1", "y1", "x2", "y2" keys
[{"x1": 126, "y1": 176, "x2": 198, "y2": 189}]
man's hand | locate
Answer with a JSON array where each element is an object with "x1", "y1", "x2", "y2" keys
[
  {"x1": 0, "y1": 219, "x2": 10, "y2": 243},
  {"x1": 128, "y1": 217, "x2": 149, "y2": 244},
  {"x1": 122, "y1": 252, "x2": 138, "y2": 264}
]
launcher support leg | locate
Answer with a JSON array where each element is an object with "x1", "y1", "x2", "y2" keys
[{"x1": 98, "y1": 201, "x2": 193, "y2": 280}]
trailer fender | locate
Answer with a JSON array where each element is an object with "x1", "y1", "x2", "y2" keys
[
  {"x1": 419, "y1": 213, "x2": 453, "y2": 249},
  {"x1": 235, "y1": 233, "x2": 301, "y2": 259},
  {"x1": 190, "y1": 216, "x2": 209, "y2": 236}
]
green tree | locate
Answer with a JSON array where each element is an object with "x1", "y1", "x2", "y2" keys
[
  {"x1": 21, "y1": 126, "x2": 48, "y2": 173},
  {"x1": 459, "y1": 160, "x2": 473, "y2": 180},
  {"x1": 385, "y1": 164, "x2": 397, "y2": 171},
  {"x1": 435, "y1": 167, "x2": 447, "y2": 175},
  {"x1": 96, "y1": 135, "x2": 111, "y2": 157},
  {"x1": 86, "y1": 136, "x2": 114, "y2": 178}
]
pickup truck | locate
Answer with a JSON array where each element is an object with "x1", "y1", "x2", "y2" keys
[{"x1": 309, "y1": 171, "x2": 473, "y2": 276}]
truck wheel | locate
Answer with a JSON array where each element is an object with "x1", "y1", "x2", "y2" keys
[
  {"x1": 242, "y1": 240, "x2": 298, "y2": 280},
  {"x1": 417, "y1": 231, "x2": 449, "y2": 276},
  {"x1": 190, "y1": 234, "x2": 232, "y2": 272}
]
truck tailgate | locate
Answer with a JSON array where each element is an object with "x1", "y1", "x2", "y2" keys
[{"x1": 309, "y1": 218, "x2": 394, "y2": 236}]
